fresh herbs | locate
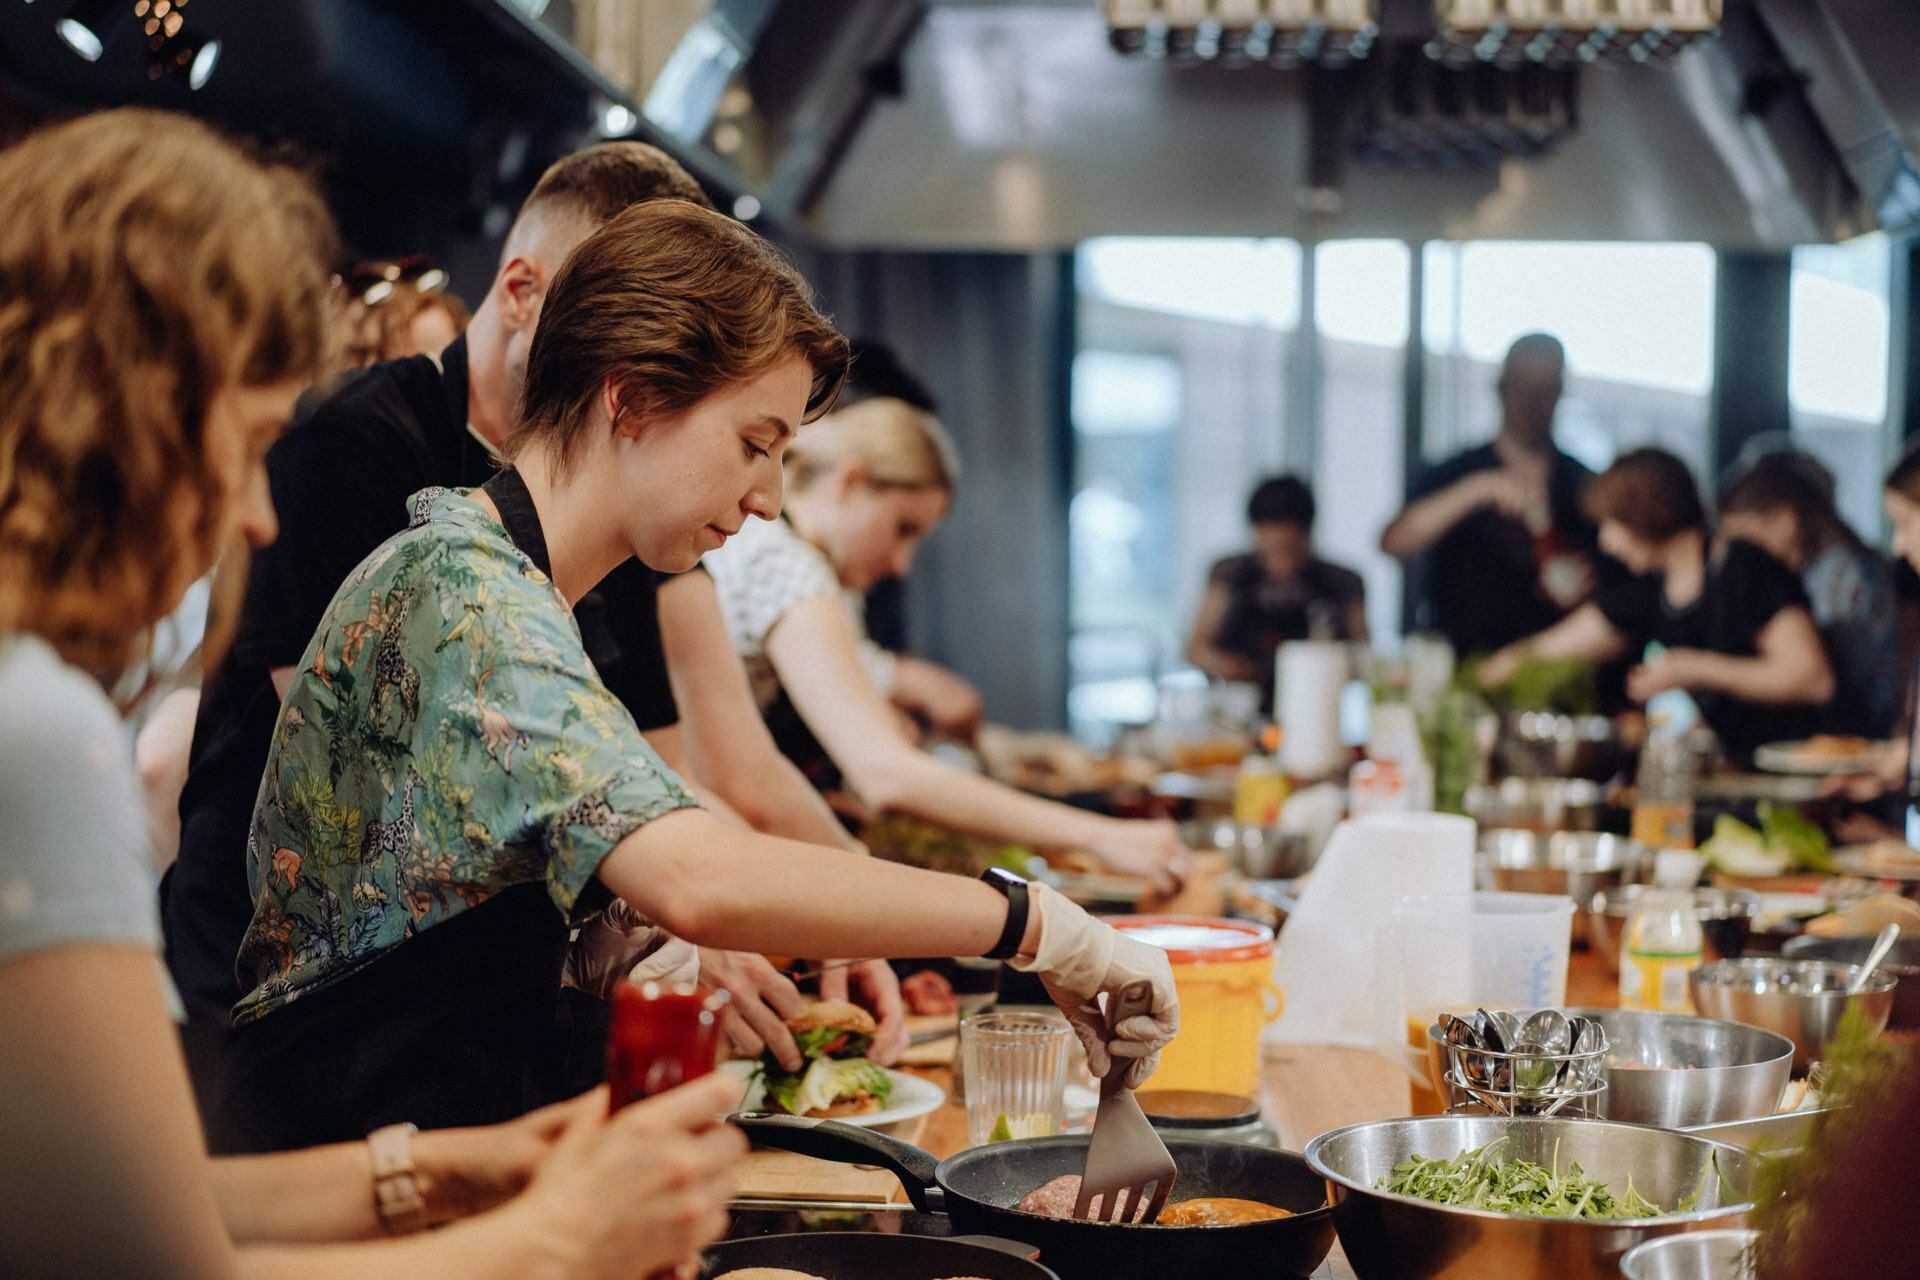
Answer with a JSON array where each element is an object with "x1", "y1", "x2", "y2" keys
[{"x1": 1378, "y1": 1139, "x2": 1699, "y2": 1220}]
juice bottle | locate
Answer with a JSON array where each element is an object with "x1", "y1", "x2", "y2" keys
[
  {"x1": 1631, "y1": 731, "x2": 1696, "y2": 850},
  {"x1": 1618, "y1": 887, "x2": 1702, "y2": 1013}
]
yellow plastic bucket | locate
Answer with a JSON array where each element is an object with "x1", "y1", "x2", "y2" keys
[{"x1": 1108, "y1": 915, "x2": 1284, "y2": 1098}]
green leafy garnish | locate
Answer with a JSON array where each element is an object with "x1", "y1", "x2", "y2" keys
[
  {"x1": 1377, "y1": 1139, "x2": 1693, "y2": 1220},
  {"x1": 1700, "y1": 802, "x2": 1831, "y2": 877}
]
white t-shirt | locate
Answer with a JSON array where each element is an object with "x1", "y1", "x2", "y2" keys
[
  {"x1": 703, "y1": 516, "x2": 898, "y2": 711},
  {"x1": 0, "y1": 636, "x2": 160, "y2": 961}
]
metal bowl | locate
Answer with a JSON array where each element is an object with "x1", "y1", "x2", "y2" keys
[
  {"x1": 1562, "y1": 1009, "x2": 1793, "y2": 1128},
  {"x1": 1690, "y1": 958, "x2": 1897, "y2": 1072},
  {"x1": 1618, "y1": 1229, "x2": 1758, "y2": 1280},
  {"x1": 1781, "y1": 933, "x2": 1920, "y2": 1030},
  {"x1": 1466, "y1": 777, "x2": 1607, "y2": 833},
  {"x1": 1177, "y1": 818, "x2": 1313, "y2": 880},
  {"x1": 1588, "y1": 889, "x2": 1760, "y2": 978},
  {"x1": 1304, "y1": 1116, "x2": 1761, "y2": 1280},
  {"x1": 1482, "y1": 832, "x2": 1647, "y2": 940},
  {"x1": 1496, "y1": 712, "x2": 1633, "y2": 782}
]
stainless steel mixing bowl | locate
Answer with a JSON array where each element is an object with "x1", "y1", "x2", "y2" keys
[
  {"x1": 1689, "y1": 958, "x2": 1896, "y2": 1072},
  {"x1": 1618, "y1": 1229, "x2": 1758, "y2": 1280},
  {"x1": 1588, "y1": 888, "x2": 1760, "y2": 978},
  {"x1": 1178, "y1": 817, "x2": 1313, "y2": 880},
  {"x1": 1563, "y1": 1009, "x2": 1792, "y2": 1128},
  {"x1": 1482, "y1": 832, "x2": 1647, "y2": 942},
  {"x1": 1304, "y1": 1116, "x2": 1761, "y2": 1280}
]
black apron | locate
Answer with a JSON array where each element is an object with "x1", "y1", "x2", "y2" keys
[{"x1": 212, "y1": 469, "x2": 611, "y2": 1153}]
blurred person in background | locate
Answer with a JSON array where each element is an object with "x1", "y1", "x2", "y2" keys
[
  {"x1": 1823, "y1": 445, "x2": 1920, "y2": 835},
  {"x1": 1381, "y1": 332, "x2": 1600, "y2": 655},
  {"x1": 165, "y1": 140, "x2": 903, "y2": 1139},
  {"x1": 212, "y1": 200, "x2": 1178, "y2": 1151},
  {"x1": 1187, "y1": 474, "x2": 1367, "y2": 712},
  {"x1": 0, "y1": 107, "x2": 743, "y2": 1280},
  {"x1": 329, "y1": 256, "x2": 471, "y2": 372},
  {"x1": 1480, "y1": 447, "x2": 1832, "y2": 759},
  {"x1": 705, "y1": 394, "x2": 1189, "y2": 891},
  {"x1": 1717, "y1": 449, "x2": 1900, "y2": 738}
]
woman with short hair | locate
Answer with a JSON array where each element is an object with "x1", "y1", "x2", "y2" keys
[
  {"x1": 220, "y1": 199, "x2": 1178, "y2": 1151},
  {"x1": 1480, "y1": 447, "x2": 1833, "y2": 758}
]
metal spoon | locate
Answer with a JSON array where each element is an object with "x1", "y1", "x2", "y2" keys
[{"x1": 1849, "y1": 923, "x2": 1902, "y2": 994}]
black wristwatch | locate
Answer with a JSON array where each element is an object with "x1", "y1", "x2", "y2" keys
[{"x1": 980, "y1": 867, "x2": 1031, "y2": 961}]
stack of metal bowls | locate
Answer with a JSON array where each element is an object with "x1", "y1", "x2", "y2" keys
[
  {"x1": 1177, "y1": 817, "x2": 1313, "y2": 881},
  {"x1": 1689, "y1": 958, "x2": 1897, "y2": 1072},
  {"x1": 1618, "y1": 1229, "x2": 1759, "y2": 1280},
  {"x1": 1496, "y1": 712, "x2": 1632, "y2": 782},
  {"x1": 1304, "y1": 1116, "x2": 1761, "y2": 1280},
  {"x1": 1481, "y1": 832, "x2": 1647, "y2": 942},
  {"x1": 1564, "y1": 1009, "x2": 1793, "y2": 1129},
  {"x1": 1588, "y1": 888, "x2": 1760, "y2": 978}
]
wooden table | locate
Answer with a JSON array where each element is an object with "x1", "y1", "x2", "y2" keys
[{"x1": 896, "y1": 947, "x2": 1623, "y2": 1279}]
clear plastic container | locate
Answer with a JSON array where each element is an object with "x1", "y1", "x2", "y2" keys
[{"x1": 1619, "y1": 886, "x2": 1703, "y2": 1013}]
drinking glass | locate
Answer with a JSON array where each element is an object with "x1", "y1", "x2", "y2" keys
[{"x1": 960, "y1": 1011, "x2": 1071, "y2": 1147}]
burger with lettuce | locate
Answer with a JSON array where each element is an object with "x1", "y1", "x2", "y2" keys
[{"x1": 755, "y1": 1000, "x2": 893, "y2": 1117}]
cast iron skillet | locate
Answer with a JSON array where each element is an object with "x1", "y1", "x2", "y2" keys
[
  {"x1": 701, "y1": 1231, "x2": 1058, "y2": 1278},
  {"x1": 733, "y1": 1114, "x2": 1336, "y2": 1280}
]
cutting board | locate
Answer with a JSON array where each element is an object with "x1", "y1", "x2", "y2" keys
[
  {"x1": 898, "y1": 1013, "x2": 959, "y2": 1068},
  {"x1": 733, "y1": 1112, "x2": 931, "y2": 1204}
]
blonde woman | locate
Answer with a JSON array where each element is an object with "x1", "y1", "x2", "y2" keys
[
  {"x1": 0, "y1": 109, "x2": 742, "y2": 1280},
  {"x1": 704, "y1": 396, "x2": 1189, "y2": 891}
]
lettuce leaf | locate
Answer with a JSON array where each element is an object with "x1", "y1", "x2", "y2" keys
[
  {"x1": 778, "y1": 1057, "x2": 892, "y2": 1116},
  {"x1": 1759, "y1": 801, "x2": 1833, "y2": 873},
  {"x1": 1700, "y1": 814, "x2": 1789, "y2": 877}
]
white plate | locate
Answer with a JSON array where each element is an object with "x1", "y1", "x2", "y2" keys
[
  {"x1": 719, "y1": 1059, "x2": 946, "y2": 1128},
  {"x1": 1833, "y1": 845, "x2": 1920, "y2": 882},
  {"x1": 1753, "y1": 741, "x2": 1883, "y2": 776}
]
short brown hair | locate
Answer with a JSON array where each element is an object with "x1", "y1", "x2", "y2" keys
[
  {"x1": 0, "y1": 109, "x2": 334, "y2": 685},
  {"x1": 514, "y1": 200, "x2": 849, "y2": 471},
  {"x1": 1585, "y1": 447, "x2": 1706, "y2": 543},
  {"x1": 516, "y1": 141, "x2": 714, "y2": 232}
]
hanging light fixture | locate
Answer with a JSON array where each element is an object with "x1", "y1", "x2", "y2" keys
[
  {"x1": 147, "y1": 19, "x2": 221, "y2": 90},
  {"x1": 55, "y1": 0, "x2": 133, "y2": 61},
  {"x1": 1106, "y1": 0, "x2": 1379, "y2": 69},
  {"x1": 1428, "y1": 0, "x2": 1722, "y2": 67}
]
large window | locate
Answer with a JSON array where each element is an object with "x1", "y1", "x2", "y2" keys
[
  {"x1": 1790, "y1": 233, "x2": 1892, "y2": 538},
  {"x1": 1070, "y1": 237, "x2": 1302, "y2": 737},
  {"x1": 1315, "y1": 240, "x2": 1410, "y2": 644},
  {"x1": 1422, "y1": 241, "x2": 1717, "y2": 479},
  {"x1": 1069, "y1": 236, "x2": 1732, "y2": 739}
]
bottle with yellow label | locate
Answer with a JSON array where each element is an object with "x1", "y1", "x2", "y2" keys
[{"x1": 1619, "y1": 887, "x2": 1702, "y2": 1013}]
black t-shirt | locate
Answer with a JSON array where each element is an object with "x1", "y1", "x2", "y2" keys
[
  {"x1": 1207, "y1": 553, "x2": 1366, "y2": 708},
  {"x1": 1410, "y1": 443, "x2": 1598, "y2": 655},
  {"x1": 163, "y1": 338, "x2": 681, "y2": 1046},
  {"x1": 1595, "y1": 538, "x2": 1820, "y2": 758}
]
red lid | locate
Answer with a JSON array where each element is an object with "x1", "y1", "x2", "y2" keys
[{"x1": 1107, "y1": 915, "x2": 1274, "y2": 965}]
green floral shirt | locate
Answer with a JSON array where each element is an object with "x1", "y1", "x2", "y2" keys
[{"x1": 233, "y1": 487, "x2": 696, "y2": 1024}]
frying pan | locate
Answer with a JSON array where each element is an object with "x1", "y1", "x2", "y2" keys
[
  {"x1": 701, "y1": 1230, "x2": 1058, "y2": 1278},
  {"x1": 733, "y1": 1114, "x2": 1335, "y2": 1280}
]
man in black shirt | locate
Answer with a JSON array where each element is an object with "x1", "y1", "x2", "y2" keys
[
  {"x1": 1381, "y1": 333, "x2": 1599, "y2": 655},
  {"x1": 164, "y1": 143, "x2": 892, "y2": 1131}
]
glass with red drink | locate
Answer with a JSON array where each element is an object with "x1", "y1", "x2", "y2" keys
[{"x1": 605, "y1": 981, "x2": 731, "y2": 1112}]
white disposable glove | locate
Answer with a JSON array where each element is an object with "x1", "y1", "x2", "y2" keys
[{"x1": 1010, "y1": 883, "x2": 1179, "y2": 1089}]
